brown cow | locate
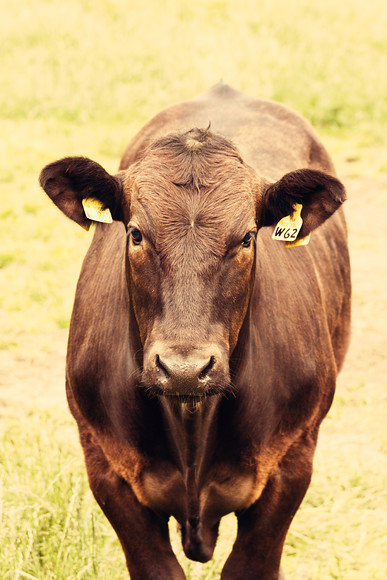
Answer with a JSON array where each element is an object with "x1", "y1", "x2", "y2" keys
[{"x1": 40, "y1": 83, "x2": 351, "y2": 579}]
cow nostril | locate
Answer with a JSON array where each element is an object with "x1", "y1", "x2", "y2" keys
[
  {"x1": 199, "y1": 356, "x2": 216, "y2": 380},
  {"x1": 153, "y1": 352, "x2": 217, "y2": 385},
  {"x1": 155, "y1": 354, "x2": 170, "y2": 378}
]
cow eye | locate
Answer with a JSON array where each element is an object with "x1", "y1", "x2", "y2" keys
[
  {"x1": 242, "y1": 232, "x2": 254, "y2": 248},
  {"x1": 130, "y1": 228, "x2": 143, "y2": 245}
]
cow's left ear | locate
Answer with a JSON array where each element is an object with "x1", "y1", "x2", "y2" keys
[
  {"x1": 40, "y1": 156, "x2": 125, "y2": 230},
  {"x1": 260, "y1": 169, "x2": 346, "y2": 237}
]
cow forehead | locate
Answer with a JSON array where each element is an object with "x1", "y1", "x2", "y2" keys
[
  {"x1": 130, "y1": 175, "x2": 256, "y2": 254},
  {"x1": 128, "y1": 153, "x2": 256, "y2": 226},
  {"x1": 124, "y1": 130, "x2": 259, "y2": 262}
]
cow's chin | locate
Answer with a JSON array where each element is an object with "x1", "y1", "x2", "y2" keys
[
  {"x1": 162, "y1": 394, "x2": 207, "y2": 408},
  {"x1": 140, "y1": 382, "x2": 232, "y2": 404}
]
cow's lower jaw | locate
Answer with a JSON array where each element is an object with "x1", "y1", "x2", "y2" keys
[
  {"x1": 163, "y1": 394, "x2": 204, "y2": 404},
  {"x1": 155, "y1": 387, "x2": 228, "y2": 402},
  {"x1": 160, "y1": 393, "x2": 208, "y2": 410},
  {"x1": 141, "y1": 381, "x2": 232, "y2": 404}
]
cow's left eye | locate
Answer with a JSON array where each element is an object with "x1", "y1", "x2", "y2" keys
[
  {"x1": 130, "y1": 228, "x2": 143, "y2": 245},
  {"x1": 242, "y1": 232, "x2": 254, "y2": 248}
]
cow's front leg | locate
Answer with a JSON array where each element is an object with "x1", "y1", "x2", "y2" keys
[
  {"x1": 82, "y1": 435, "x2": 185, "y2": 580},
  {"x1": 221, "y1": 441, "x2": 314, "y2": 580}
]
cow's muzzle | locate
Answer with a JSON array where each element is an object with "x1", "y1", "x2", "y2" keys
[{"x1": 142, "y1": 341, "x2": 230, "y2": 398}]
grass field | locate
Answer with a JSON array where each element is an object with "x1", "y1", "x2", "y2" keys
[{"x1": 1, "y1": 0, "x2": 387, "y2": 578}]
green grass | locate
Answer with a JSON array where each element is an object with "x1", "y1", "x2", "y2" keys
[
  {"x1": 0, "y1": 412, "x2": 127, "y2": 580},
  {"x1": 2, "y1": 0, "x2": 387, "y2": 577}
]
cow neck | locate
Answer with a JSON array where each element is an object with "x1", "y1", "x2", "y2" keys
[{"x1": 160, "y1": 397, "x2": 219, "y2": 476}]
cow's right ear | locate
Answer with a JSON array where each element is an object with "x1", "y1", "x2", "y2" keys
[{"x1": 39, "y1": 157, "x2": 125, "y2": 230}]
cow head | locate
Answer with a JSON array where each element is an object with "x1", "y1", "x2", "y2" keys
[{"x1": 40, "y1": 128, "x2": 345, "y2": 400}]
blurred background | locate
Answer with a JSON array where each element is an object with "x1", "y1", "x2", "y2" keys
[{"x1": 1, "y1": 0, "x2": 386, "y2": 578}]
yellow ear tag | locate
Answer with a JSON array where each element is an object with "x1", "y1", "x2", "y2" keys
[
  {"x1": 82, "y1": 198, "x2": 113, "y2": 224},
  {"x1": 286, "y1": 233, "x2": 311, "y2": 248},
  {"x1": 271, "y1": 203, "x2": 310, "y2": 247}
]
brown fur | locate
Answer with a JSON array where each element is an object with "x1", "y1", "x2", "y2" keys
[{"x1": 40, "y1": 84, "x2": 351, "y2": 579}]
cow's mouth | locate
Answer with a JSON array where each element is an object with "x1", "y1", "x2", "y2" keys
[
  {"x1": 139, "y1": 382, "x2": 231, "y2": 402},
  {"x1": 162, "y1": 393, "x2": 205, "y2": 404},
  {"x1": 161, "y1": 389, "x2": 222, "y2": 402}
]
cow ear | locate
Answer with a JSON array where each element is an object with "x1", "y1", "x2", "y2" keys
[
  {"x1": 39, "y1": 157, "x2": 125, "y2": 230},
  {"x1": 260, "y1": 169, "x2": 346, "y2": 238}
]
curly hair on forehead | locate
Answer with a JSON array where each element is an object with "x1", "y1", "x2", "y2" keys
[{"x1": 140, "y1": 128, "x2": 245, "y2": 190}]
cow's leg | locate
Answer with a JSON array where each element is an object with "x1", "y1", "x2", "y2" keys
[
  {"x1": 221, "y1": 439, "x2": 314, "y2": 580},
  {"x1": 81, "y1": 433, "x2": 185, "y2": 580}
]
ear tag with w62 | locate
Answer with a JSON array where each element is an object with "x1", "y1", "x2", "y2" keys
[
  {"x1": 272, "y1": 203, "x2": 310, "y2": 247},
  {"x1": 82, "y1": 198, "x2": 113, "y2": 224}
]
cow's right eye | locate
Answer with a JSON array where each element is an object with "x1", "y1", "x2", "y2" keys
[
  {"x1": 242, "y1": 232, "x2": 254, "y2": 248},
  {"x1": 130, "y1": 228, "x2": 143, "y2": 245}
]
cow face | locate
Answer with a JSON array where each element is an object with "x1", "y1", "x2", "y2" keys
[
  {"x1": 123, "y1": 131, "x2": 259, "y2": 398},
  {"x1": 40, "y1": 128, "x2": 346, "y2": 400}
]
